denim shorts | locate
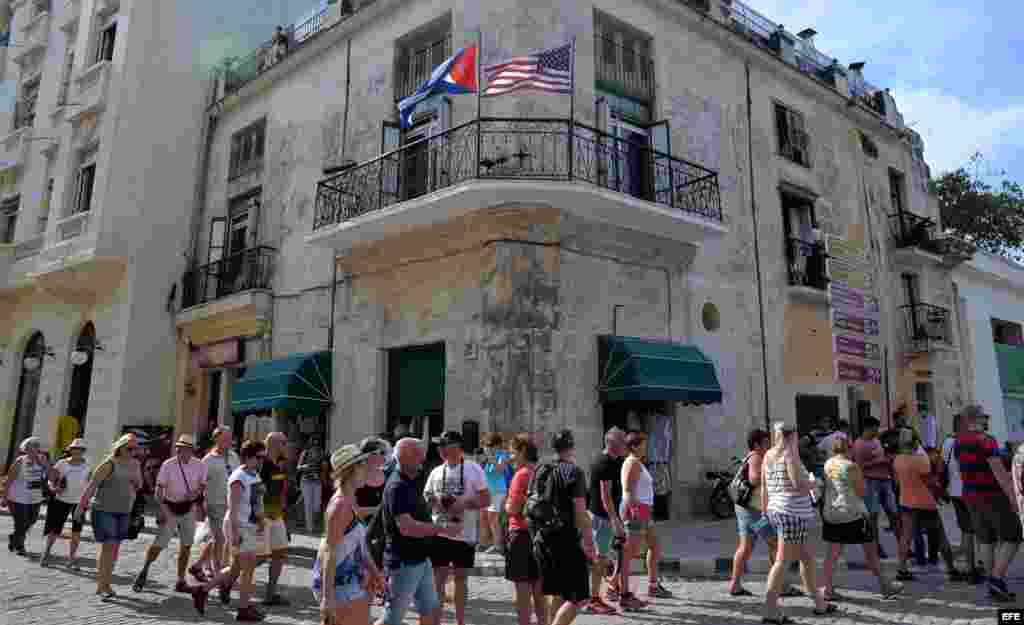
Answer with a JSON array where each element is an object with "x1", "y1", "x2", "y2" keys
[
  {"x1": 92, "y1": 510, "x2": 131, "y2": 544},
  {"x1": 864, "y1": 479, "x2": 895, "y2": 515},
  {"x1": 381, "y1": 559, "x2": 440, "y2": 625},
  {"x1": 735, "y1": 506, "x2": 775, "y2": 543},
  {"x1": 590, "y1": 513, "x2": 614, "y2": 558}
]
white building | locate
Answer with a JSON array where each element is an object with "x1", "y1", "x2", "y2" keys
[
  {"x1": 955, "y1": 252, "x2": 1024, "y2": 443},
  {"x1": 0, "y1": 0, "x2": 205, "y2": 466}
]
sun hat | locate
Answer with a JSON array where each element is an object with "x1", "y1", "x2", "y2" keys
[
  {"x1": 330, "y1": 444, "x2": 374, "y2": 472},
  {"x1": 438, "y1": 430, "x2": 464, "y2": 448},
  {"x1": 19, "y1": 436, "x2": 42, "y2": 452},
  {"x1": 358, "y1": 436, "x2": 392, "y2": 457},
  {"x1": 174, "y1": 434, "x2": 196, "y2": 449},
  {"x1": 66, "y1": 438, "x2": 87, "y2": 451}
]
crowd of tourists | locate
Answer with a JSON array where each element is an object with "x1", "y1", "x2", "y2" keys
[
  {"x1": 4, "y1": 402, "x2": 1020, "y2": 624},
  {"x1": 728, "y1": 403, "x2": 1024, "y2": 624},
  {"x1": 0, "y1": 423, "x2": 677, "y2": 624}
]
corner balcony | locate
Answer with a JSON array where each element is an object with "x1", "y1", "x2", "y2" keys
[
  {"x1": 889, "y1": 211, "x2": 975, "y2": 268},
  {"x1": 307, "y1": 117, "x2": 725, "y2": 252},
  {"x1": 900, "y1": 302, "x2": 952, "y2": 353},
  {"x1": 177, "y1": 246, "x2": 275, "y2": 346},
  {"x1": 27, "y1": 210, "x2": 126, "y2": 306},
  {"x1": 11, "y1": 14, "x2": 49, "y2": 66},
  {"x1": 68, "y1": 60, "x2": 112, "y2": 122}
]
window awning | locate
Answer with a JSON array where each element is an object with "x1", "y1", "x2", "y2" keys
[
  {"x1": 231, "y1": 350, "x2": 332, "y2": 415},
  {"x1": 598, "y1": 335, "x2": 723, "y2": 405},
  {"x1": 996, "y1": 344, "x2": 1024, "y2": 395}
]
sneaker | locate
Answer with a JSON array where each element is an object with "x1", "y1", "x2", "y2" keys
[
  {"x1": 476, "y1": 544, "x2": 488, "y2": 552},
  {"x1": 895, "y1": 569, "x2": 914, "y2": 582},
  {"x1": 69, "y1": 559, "x2": 81, "y2": 572},
  {"x1": 648, "y1": 582, "x2": 673, "y2": 599},
  {"x1": 619, "y1": 593, "x2": 646, "y2": 611},
  {"x1": 989, "y1": 577, "x2": 1015, "y2": 602},
  {"x1": 584, "y1": 597, "x2": 616, "y2": 615},
  {"x1": 132, "y1": 570, "x2": 148, "y2": 593},
  {"x1": 189, "y1": 564, "x2": 210, "y2": 584},
  {"x1": 192, "y1": 588, "x2": 209, "y2": 615},
  {"x1": 780, "y1": 586, "x2": 803, "y2": 598},
  {"x1": 263, "y1": 594, "x2": 290, "y2": 607},
  {"x1": 880, "y1": 581, "x2": 905, "y2": 599},
  {"x1": 484, "y1": 545, "x2": 504, "y2": 555},
  {"x1": 236, "y1": 606, "x2": 265, "y2": 622},
  {"x1": 15, "y1": 546, "x2": 28, "y2": 557}
]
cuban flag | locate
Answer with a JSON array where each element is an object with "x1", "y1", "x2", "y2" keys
[{"x1": 397, "y1": 45, "x2": 477, "y2": 129}]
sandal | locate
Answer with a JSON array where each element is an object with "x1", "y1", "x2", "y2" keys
[
  {"x1": 813, "y1": 603, "x2": 838, "y2": 615},
  {"x1": 822, "y1": 590, "x2": 847, "y2": 602},
  {"x1": 762, "y1": 616, "x2": 794, "y2": 624},
  {"x1": 730, "y1": 587, "x2": 754, "y2": 597},
  {"x1": 780, "y1": 586, "x2": 803, "y2": 598}
]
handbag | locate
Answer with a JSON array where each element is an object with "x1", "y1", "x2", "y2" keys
[
  {"x1": 727, "y1": 453, "x2": 754, "y2": 508},
  {"x1": 164, "y1": 460, "x2": 203, "y2": 515}
]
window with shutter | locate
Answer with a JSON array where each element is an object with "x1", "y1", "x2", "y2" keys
[
  {"x1": 228, "y1": 119, "x2": 267, "y2": 179},
  {"x1": 775, "y1": 102, "x2": 811, "y2": 167}
]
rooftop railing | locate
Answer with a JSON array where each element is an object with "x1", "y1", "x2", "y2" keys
[{"x1": 313, "y1": 117, "x2": 722, "y2": 230}]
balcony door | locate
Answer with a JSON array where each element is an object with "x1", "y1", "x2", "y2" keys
[
  {"x1": 608, "y1": 115, "x2": 651, "y2": 201},
  {"x1": 222, "y1": 192, "x2": 259, "y2": 296}
]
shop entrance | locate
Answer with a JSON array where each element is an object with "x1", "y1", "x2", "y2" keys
[
  {"x1": 601, "y1": 400, "x2": 674, "y2": 521},
  {"x1": 795, "y1": 394, "x2": 840, "y2": 437},
  {"x1": 387, "y1": 343, "x2": 445, "y2": 440},
  {"x1": 67, "y1": 323, "x2": 96, "y2": 433}
]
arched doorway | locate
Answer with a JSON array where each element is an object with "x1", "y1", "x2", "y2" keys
[
  {"x1": 6, "y1": 332, "x2": 45, "y2": 470},
  {"x1": 67, "y1": 322, "x2": 96, "y2": 432}
]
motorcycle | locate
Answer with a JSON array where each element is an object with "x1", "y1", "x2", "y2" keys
[{"x1": 706, "y1": 456, "x2": 743, "y2": 519}]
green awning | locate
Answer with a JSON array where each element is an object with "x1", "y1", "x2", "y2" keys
[
  {"x1": 598, "y1": 335, "x2": 723, "y2": 404},
  {"x1": 996, "y1": 344, "x2": 1024, "y2": 395},
  {"x1": 231, "y1": 351, "x2": 332, "y2": 415}
]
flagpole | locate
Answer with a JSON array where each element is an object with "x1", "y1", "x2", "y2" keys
[
  {"x1": 568, "y1": 37, "x2": 576, "y2": 181},
  {"x1": 476, "y1": 29, "x2": 483, "y2": 179}
]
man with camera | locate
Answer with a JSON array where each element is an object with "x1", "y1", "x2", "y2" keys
[
  {"x1": 423, "y1": 430, "x2": 489, "y2": 625},
  {"x1": 132, "y1": 434, "x2": 209, "y2": 593}
]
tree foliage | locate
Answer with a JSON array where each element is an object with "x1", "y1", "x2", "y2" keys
[{"x1": 931, "y1": 153, "x2": 1024, "y2": 260}]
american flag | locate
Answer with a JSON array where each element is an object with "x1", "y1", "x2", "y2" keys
[{"x1": 482, "y1": 42, "x2": 573, "y2": 97}]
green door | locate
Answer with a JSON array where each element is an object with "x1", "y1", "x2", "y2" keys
[{"x1": 388, "y1": 343, "x2": 445, "y2": 438}]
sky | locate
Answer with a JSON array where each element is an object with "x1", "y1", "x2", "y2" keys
[{"x1": 746, "y1": 0, "x2": 1024, "y2": 184}]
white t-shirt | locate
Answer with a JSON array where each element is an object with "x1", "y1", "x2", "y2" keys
[
  {"x1": 54, "y1": 459, "x2": 91, "y2": 505},
  {"x1": 203, "y1": 450, "x2": 241, "y2": 507},
  {"x1": 228, "y1": 466, "x2": 264, "y2": 530},
  {"x1": 424, "y1": 460, "x2": 488, "y2": 544},
  {"x1": 941, "y1": 437, "x2": 963, "y2": 498}
]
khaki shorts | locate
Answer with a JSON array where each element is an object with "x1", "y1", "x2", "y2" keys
[
  {"x1": 259, "y1": 518, "x2": 289, "y2": 555},
  {"x1": 155, "y1": 508, "x2": 197, "y2": 549},
  {"x1": 228, "y1": 524, "x2": 263, "y2": 555},
  {"x1": 206, "y1": 504, "x2": 228, "y2": 532}
]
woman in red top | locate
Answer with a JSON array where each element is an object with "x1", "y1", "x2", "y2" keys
[{"x1": 504, "y1": 434, "x2": 544, "y2": 625}]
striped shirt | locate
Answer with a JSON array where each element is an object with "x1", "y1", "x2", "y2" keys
[
  {"x1": 765, "y1": 454, "x2": 815, "y2": 519},
  {"x1": 956, "y1": 432, "x2": 1003, "y2": 503}
]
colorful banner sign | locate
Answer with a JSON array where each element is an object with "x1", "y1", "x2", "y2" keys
[
  {"x1": 830, "y1": 283, "x2": 880, "y2": 314},
  {"x1": 833, "y1": 311, "x2": 880, "y2": 336},
  {"x1": 828, "y1": 261, "x2": 873, "y2": 291},
  {"x1": 836, "y1": 360, "x2": 883, "y2": 384},
  {"x1": 835, "y1": 335, "x2": 881, "y2": 361},
  {"x1": 827, "y1": 237, "x2": 867, "y2": 261}
]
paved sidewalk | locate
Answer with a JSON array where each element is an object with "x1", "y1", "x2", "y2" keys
[{"x1": 4, "y1": 503, "x2": 974, "y2": 579}]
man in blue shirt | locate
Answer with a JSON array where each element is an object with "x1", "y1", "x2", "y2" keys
[{"x1": 375, "y1": 438, "x2": 462, "y2": 625}]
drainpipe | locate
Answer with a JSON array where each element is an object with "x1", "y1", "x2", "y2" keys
[
  {"x1": 328, "y1": 257, "x2": 338, "y2": 351},
  {"x1": 341, "y1": 39, "x2": 352, "y2": 163},
  {"x1": 188, "y1": 80, "x2": 218, "y2": 269},
  {"x1": 746, "y1": 61, "x2": 771, "y2": 433}
]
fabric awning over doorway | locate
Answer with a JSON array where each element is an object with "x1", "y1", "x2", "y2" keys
[
  {"x1": 598, "y1": 335, "x2": 723, "y2": 405},
  {"x1": 231, "y1": 351, "x2": 332, "y2": 415},
  {"x1": 996, "y1": 344, "x2": 1024, "y2": 395}
]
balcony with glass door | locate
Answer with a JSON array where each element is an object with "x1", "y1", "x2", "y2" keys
[{"x1": 900, "y1": 302, "x2": 952, "y2": 353}]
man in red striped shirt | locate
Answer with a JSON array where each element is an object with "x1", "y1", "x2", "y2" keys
[{"x1": 955, "y1": 404, "x2": 1022, "y2": 601}]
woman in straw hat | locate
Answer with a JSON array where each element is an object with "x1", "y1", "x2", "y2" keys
[
  {"x1": 312, "y1": 443, "x2": 386, "y2": 625},
  {"x1": 4, "y1": 436, "x2": 49, "y2": 556},
  {"x1": 43, "y1": 438, "x2": 91, "y2": 569},
  {"x1": 77, "y1": 433, "x2": 143, "y2": 598}
]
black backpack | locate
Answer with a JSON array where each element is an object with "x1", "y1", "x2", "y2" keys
[
  {"x1": 524, "y1": 462, "x2": 564, "y2": 535},
  {"x1": 365, "y1": 458, "x2": 399, "y2": 569}
]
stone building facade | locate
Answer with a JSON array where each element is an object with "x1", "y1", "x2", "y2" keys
[{"x1": 179, "y1": 0, "x2": 975, "y2": 518}]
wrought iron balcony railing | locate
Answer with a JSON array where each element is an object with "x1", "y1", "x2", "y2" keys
[
  {"x1": 889, "y1": 211, "x2": 946, "y2": 255},
  {"x1": 313, "y1": 117, "x2": 722, "y2": 230},
  {"x1": 900, "y1": 302, "x2": 952, "y2": 348},
  {"x1": 786, "y1": 237, "x2": 829, "y2": 290},
  {"x1": 181, "y1": 245, "x2": 276, "y2": 310},
  {"x1": 220, "y1": 5, "x2": 335, "y2": 97}
]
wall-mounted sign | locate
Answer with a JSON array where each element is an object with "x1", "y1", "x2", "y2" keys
[
  {"x1": 833, "y1": 311, "x2": 880, "y2": 336},
  {"x1": 836, "y1": 360, "x2": 882, "y2": 384},
  {"x1": 192, "y1": 339, "x2": 240, "y2": 369},
  {"x1": 835, "y1": 335, "x2": 881, "y2": 361}
]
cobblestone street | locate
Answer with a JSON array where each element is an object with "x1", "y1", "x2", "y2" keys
[{"x1": 2, "y1": 512, "x2": 1021, "y2": 624}]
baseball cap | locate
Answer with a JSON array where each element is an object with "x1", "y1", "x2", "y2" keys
[
  {"x1": 438, "y1": 430, "x2": 464, "y2": 448},
  {"x1": 552, "y1": 429, "x2": 575, "y2": 452}
]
